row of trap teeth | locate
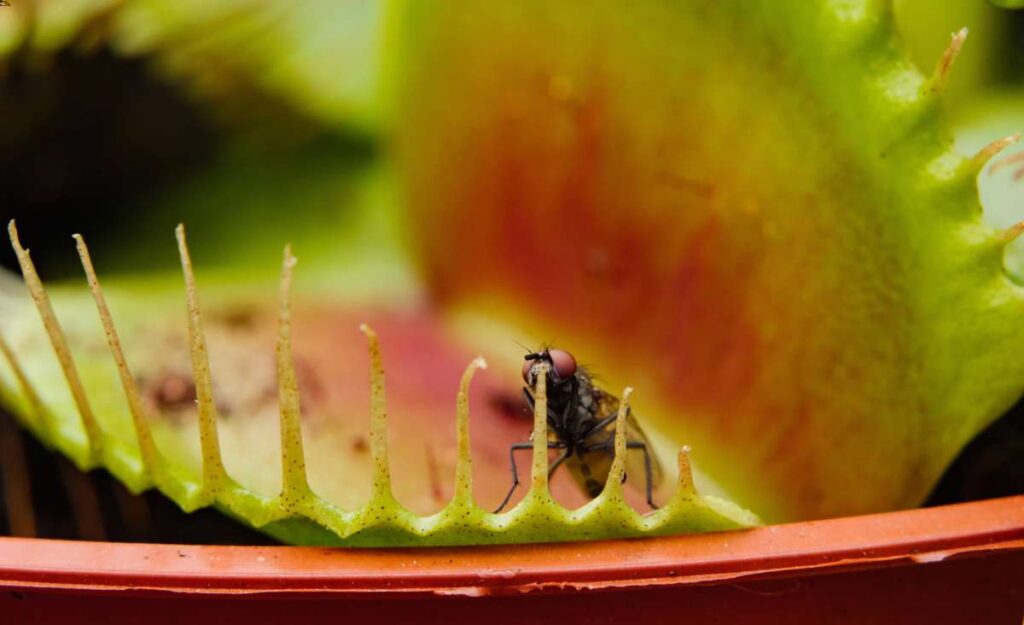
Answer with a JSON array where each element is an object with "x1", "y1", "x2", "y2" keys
[{"x1": 0, "y1": 221, "x2": 757, "y2": 546}]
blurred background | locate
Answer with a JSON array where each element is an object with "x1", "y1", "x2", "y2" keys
[{"x1": 1, "y1": 0, "x2": 1022, "y2": 541}]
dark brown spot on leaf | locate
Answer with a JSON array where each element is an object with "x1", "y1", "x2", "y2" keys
[
  {"x1": 143, "y1": 371, "x2": 196, "y2": 414},
  {"x1": 350, "y1": 435, "x2": 368, "y2": 454}
]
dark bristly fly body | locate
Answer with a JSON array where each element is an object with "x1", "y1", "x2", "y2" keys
[{"x1": 494, "y1": 348, "x2": 663, "y2": 513}]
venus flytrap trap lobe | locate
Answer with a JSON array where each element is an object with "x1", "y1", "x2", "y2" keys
[
  {"x1": 0, "y1": 222, "x2": 758, "y2": 546},
  {"x1": 393, "y1": 1, "x2": 1024, "y2": 522}
]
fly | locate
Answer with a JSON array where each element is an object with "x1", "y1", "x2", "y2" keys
[{"x1": 494, "y1": 348, "x2": 663, "y2": 512}]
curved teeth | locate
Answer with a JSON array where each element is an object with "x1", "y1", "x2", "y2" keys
[
  {"x1": 451, "y1": 356, "x2": 487, "y2": 509},
  {"x1": 74, "y1": 233, "x2": 164, "y2": 486},
  {"x1": 1000, "y1": 221, "x2": 1024, "y2": 243},
  {"x1": 8, "y1": 221, "x2": 103, "y2": 468},
  {"x1": 973, "y1": 132, "x2": 1022, "y2": 171},
  {"x1": 927, "y1": 26, "x2": 968, "y2": 94},
  {"x1": 276, "y1": 244, "x2": 311, "y2": 512},
  {"x1": 175, "y1": 224, "x2": 228, "y2": 506}
]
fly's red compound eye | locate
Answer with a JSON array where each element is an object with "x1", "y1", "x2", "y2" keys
[
  {"x1": 547, "y1": 349, "x2": 577, "y2": 379},
  {"x1": 522, "y1": 349, "x2": 578, "y2": 382}
]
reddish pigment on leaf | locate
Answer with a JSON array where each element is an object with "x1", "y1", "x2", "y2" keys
[{"x1": 393, "y1": 1, "x2": 1024, "y2": 522}]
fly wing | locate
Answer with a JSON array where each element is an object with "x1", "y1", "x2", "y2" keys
[{"x1": 593, "y1": 391, "x2": 664, "y2": 493}]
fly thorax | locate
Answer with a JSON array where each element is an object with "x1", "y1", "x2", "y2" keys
[{"x1": 574, "y1": 372, "x2": 599, "y2": 425}]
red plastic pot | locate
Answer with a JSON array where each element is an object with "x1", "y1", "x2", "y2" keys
[{"x1": 1, "y1": 495, "x2": 1021, "y2": 624}]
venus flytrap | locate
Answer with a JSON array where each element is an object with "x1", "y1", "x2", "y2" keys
[{"x1": 1, "y1": 0, "x2": 1022, "y2": 546}]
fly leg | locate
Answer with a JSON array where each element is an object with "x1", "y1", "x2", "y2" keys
[
  {"x1": 626, "y1": 440, "x2": 659, "y2": 510},
  {"x1": 582, "y1": 438, "x2": 659, "y2": 510},
  {"x1": 494, "y1": 443, "x2": 533, "y2": 513},
  {"x1": 494, "y1": 441, "x2": 567, "y2": 513}
]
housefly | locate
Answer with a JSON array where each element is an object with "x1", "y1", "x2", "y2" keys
[{"x1": 494, "y1": 348, "x2": 663, "y2": 512}]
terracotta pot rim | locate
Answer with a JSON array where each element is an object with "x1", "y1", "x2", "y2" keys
[{"x1": 1, "y1": 495, "x2": 1022, "y2": 596}]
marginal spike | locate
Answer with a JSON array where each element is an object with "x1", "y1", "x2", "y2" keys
[
  {"x1": 0, "y1": 331, "x2": 49, "y2": 439},
  {"x1": 603, "y1": 387, "x2": 634, "y2": 499},
  {"x1": 175, "y1": 224, "x2": 227, "y2": 500},
  {"x1": 529, "y1": 362, "x2": 550, "y2": 496},
  {"x1": 452, "y1": 357, "x2": 487, "y2": 507},
  {"x1": 676, "y1": 445, "x2": 696, "y2": 496},
  {"x1": 74, "y1": 234, "x2": 163, "y2": 483},
  {"x1": 275, "y1": 244, "x2": 311, "y2": 509},
  {"x1": 8, "y1": 221, "x2": 103, "y2": 466},
  {"x1": 360, "y1": 323, "x2": 394, "y2": 503},
  {"x1": 928, "y1": 27, "x2": 968, "y2": 94},
  {"x1": 975, "y1": 133, "x2": 1021, "y2": 172},
  {"x1": 999, "y1": 220, "x2": 1024, "y2": 244}
]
